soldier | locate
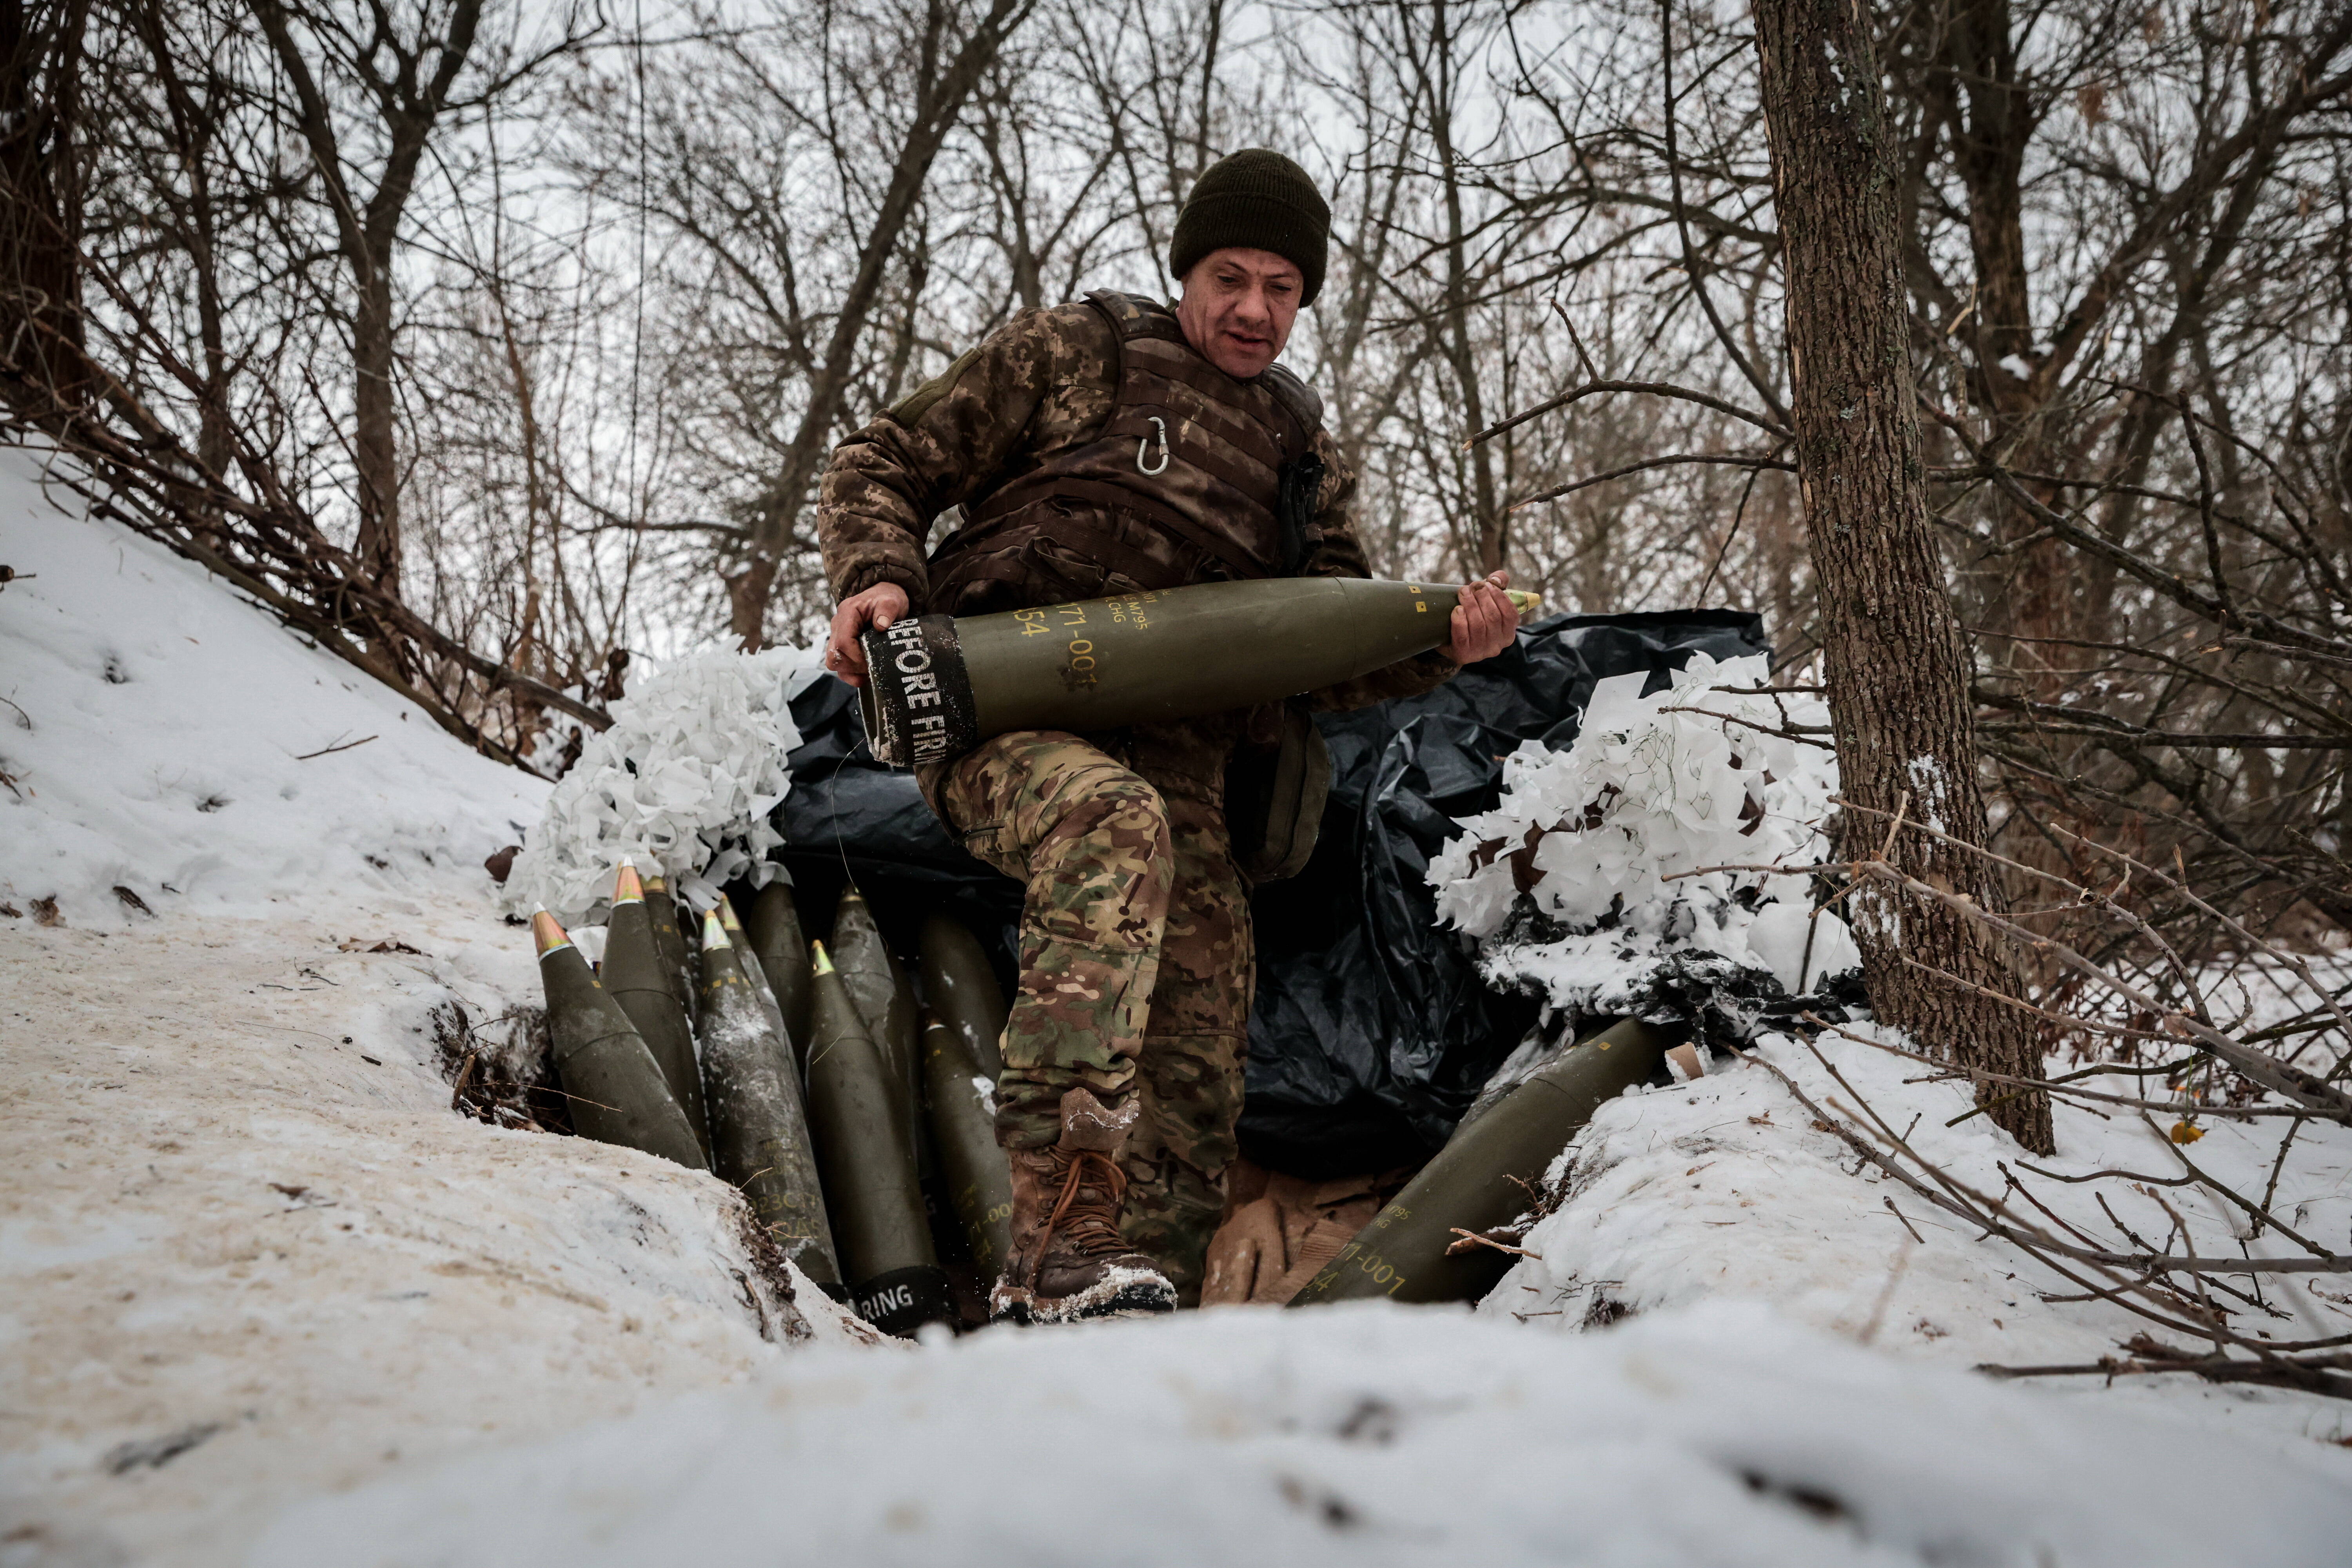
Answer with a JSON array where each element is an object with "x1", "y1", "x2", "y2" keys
[{"x1": 817, "y1": 148, "x2": 1520, "y2": 1320}]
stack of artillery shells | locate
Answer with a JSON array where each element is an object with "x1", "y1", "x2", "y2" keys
[{"x1": 527, "y1": 873, "x2": 1018, "y2": 1332}]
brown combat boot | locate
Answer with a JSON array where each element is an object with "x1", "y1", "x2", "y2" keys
[{"x1": 991, "y1": 1088, "x2": 1176, "y2": 1323}]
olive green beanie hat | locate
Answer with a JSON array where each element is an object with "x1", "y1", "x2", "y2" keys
[{"x1": 1169, "y1": 149, "x2": 1330, "y2": 306}]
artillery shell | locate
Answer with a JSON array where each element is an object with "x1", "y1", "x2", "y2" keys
[
  {"x1": 828, "y1": 884, "x2": 922, "y2": 1154},
  {"x1": 804, "y1": 940, "x2": 949, "y2": 1336},
  {"x1": 917, "y1": 913, "x2": 1007, "y2": 1082},
  {"x1": 737, "y1": 881, "x2": 813, "y2": 1063},
  {"x1": 718, "y1": 894, "x2": 790, "y2": 1053},
  {"x1": 642, "y1": 873, "x2": 697, "y2": 1019},
  {"x1": 920, "y1": 1009, "x2": 1014, "y2": 1277},
  {"x1": 603, "y1": 861, "x2": 711, "y2": 1156},
  {"x1": 1287, "y1": 1017, "x2": 1679, "y2": 1308},
  {"x1": 531, "y1": 908, "x2": 706, "y2": 1171},
  {"x1": 697, "y1": 911, "x2": 839, "y2": 1285},
  {"x1": 860, "y1": 576, "x2": 1542, "y2": 767}
]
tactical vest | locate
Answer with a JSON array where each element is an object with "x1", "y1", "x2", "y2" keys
[{"x1": 926, "y1": 290, "x2": 1325, "y2": 617}]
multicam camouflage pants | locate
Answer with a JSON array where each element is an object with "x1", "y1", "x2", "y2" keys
[{"x1": 934, "y1": 723, "x2": 1251, "y2": 1299}]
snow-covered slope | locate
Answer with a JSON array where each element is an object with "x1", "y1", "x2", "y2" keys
[
  {"x1": 0, "y1": 911, "x2": 875, "y2": 1566},
  {"x1": 0, "y1": 446, "x2": 540, "y2": 927},
  {"x1": 0, "y1": 456, "x2": 875, "y2": 1566}
]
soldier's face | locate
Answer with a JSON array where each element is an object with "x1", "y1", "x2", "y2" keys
[{"x1": 1177, "y1": 248, "x2": 1303, "y2": 379}]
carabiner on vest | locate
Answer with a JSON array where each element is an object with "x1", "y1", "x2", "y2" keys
[{"x1": 1137, "y1": 416, "x2": 1170, "y2": 476}]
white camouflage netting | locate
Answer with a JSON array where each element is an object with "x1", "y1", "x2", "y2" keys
[
  {"x1": 1427, "y1": 651, "x2": 1861, "y2": 1019},
  {"x1": 503, "y1": 646, "x2": 824, "y2": 922}
]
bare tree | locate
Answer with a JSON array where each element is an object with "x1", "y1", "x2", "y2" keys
[
  {"x1": 616, "y1": 0, "x2": 1043, "y2": 645},
  {"x1": 248, "y1": 0, "x2": 593, "y2": 593},
  {"x1": 18, "y1": 0, "x2": 2352, "y2": 1179}
]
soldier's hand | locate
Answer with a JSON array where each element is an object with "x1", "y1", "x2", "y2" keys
[
  {"x1": 1442, "y1": 570, "x2": 1519, "y2": 664},
  {"x1": 825, "y1": 582, "x2": 911, "y2": 688}
]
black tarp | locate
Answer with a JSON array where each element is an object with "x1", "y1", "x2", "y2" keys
[
  {"x1": 773, "y1": 674, "x2": 1027, "y2": 963},
  {"x1": 773, "y1": 608, "x2": 1768, "y2": 1177}
]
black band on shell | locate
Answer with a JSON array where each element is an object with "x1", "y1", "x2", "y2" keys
[
  {"x1": 857, "y1": 614, "x2": 978, "y2": 768},
  {"x1": 849, "y1": 1263, "x2": 952, "y2": 1337}
]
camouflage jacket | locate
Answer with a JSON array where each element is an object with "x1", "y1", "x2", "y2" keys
[{"x1": 817, "y1": 297, "x2": 1458, "y2": 715}]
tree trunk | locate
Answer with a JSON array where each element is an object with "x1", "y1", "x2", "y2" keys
[
  {"x1": 0, "y1": 0, "x2": 90, "y2": 405},
  {"x1": 1751, "y1": 0, "x2": 2053, "y2": 1152},
  {"x1": 1425, "y1": 0, "x2": 1503, "y2": 577},
  {"x1": 352, "y1": 268, "x2": 400, "y2": 588}
]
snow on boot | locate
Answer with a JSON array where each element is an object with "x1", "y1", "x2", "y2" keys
[{"x1": 991, "y1": 1088, "x2": 1176, "y2": 1323}]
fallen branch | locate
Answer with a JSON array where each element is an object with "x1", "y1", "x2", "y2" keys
[
  {"x1": 1980, "y1": 1337, "x2": 2352, "y2": 1401},
  {"x1": 1446, "y1": 1227, "x2": 1543, "y2": 1259},
  {"x1": 294, "y1": 733, "x2": 377, "y2": 760}
]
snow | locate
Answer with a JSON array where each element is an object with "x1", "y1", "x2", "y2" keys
[
  {"x1": 252, "y1": 1299, "x2": 2352, "y2": 1568},
  {"x1": 0, "y1": 909, "x2": 880, "y2": 1564},
  {"x1": 225, "y1": 1018, "x2": 2352, "y2": 1566},
  {"x1": 6, "y1": 463, "x2": 2351, "y2": 1564},
  {"x1": 0, "y1": 448, "x2": 544, "y2": 929},
  {"x1": 1902, "y1": 755, "x2": 1951, "y2": 835},
  {"x1": 1493, "y1": 1027, "x2": 2352, "y2": 1377},
  {"x1": 501, "y1": 645, "x2": 824, "y2": 923}
]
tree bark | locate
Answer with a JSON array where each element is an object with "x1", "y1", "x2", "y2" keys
[
  {"x1": 0, "y1": 0, "x2": 91, "y2": 405},
  {"x1": 350, "y1": 269, "x2": 400, "y2": 586},
  {"x1": 1751, "y1": 0, "x2": 2053, "y2": 1151},
  {"x1": 1422, "y1": 0, "x2": 1503, "y2": 577}
]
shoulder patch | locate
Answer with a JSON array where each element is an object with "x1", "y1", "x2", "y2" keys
[
  {"x1": 1085, "y1": 289, "x2": 1183, "y2": 342},
  {"x1": 888, "y1": 343, "x2": 985, "y2": 426}
]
